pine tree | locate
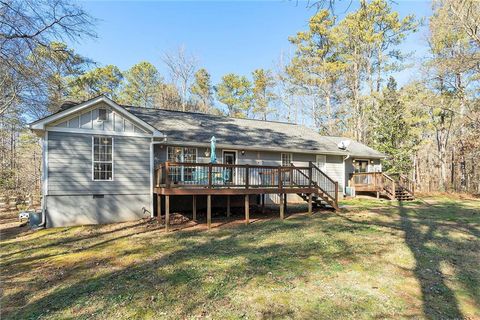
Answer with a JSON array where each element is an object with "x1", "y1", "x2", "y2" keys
[
  {"x1": 215, "y1": 74, "x2": 252, "y2": 118},
  {"x1": 119, "y1": 61, "x2": 163, "y2": 108},
  {"x1": 190, "y1": 68, "x2": 213, "y2": 113},
  {"x1": 372, "y1": 77, "x2": 412, "y2": 174},
  {"x1": 252, "y1": 69, "x2": 276, "y2": 120}
]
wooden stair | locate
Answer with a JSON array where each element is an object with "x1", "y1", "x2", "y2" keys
[
  {"x1": 381, "y1": 173, "x2": 415, "y2": 201},
  {"x1": 394, "y1": 186, "x2": 415, "y2": 201},
  {"x1": 291, "y1": 162, "x2": 339, "y2": 210},
  {"x1": 297, "y1": 192, "x2": 337, "y2": 210}
]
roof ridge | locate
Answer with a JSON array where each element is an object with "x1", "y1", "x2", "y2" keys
[{"x1": 123, "y1": 105, "x2": 300, "y2": 126}]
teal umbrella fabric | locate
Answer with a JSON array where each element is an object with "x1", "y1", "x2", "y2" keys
[{"x1": 210, "y1": 136, "x2": 217, "y2": 163}]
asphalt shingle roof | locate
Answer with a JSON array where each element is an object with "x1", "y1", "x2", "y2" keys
[{"x1": 124, "y1": 106, "x2": 385, "y2": 158}]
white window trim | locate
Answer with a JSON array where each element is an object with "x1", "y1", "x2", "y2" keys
[
  {"x1": 281, "y1": 153, "x2": 293, "y2": 166},
  {"x1": 92, "y1": 136, "x2": 114, "y2": 181}
]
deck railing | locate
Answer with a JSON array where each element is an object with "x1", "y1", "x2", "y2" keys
[
  {"x1": 155, "y1": 162, "x2": 315, "y2": 189},
  {"x1": 309, "y1": 162, "x2": 339, "y2": 204},
  {"x1": 349, "y1": 172, "x2": 417, "y2": 199}
]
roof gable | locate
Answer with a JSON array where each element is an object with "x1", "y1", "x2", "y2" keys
[{"x1": 29, "y1": 96, "x2": 164, "y2": 137}]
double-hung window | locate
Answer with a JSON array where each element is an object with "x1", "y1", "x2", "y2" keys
[{"x1": 93, "y1": 136, "x2": 113, "y2": 181}]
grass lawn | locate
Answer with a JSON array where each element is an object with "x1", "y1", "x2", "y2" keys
[{"x1": 1, "y1": 195, "x2": 479, "y2": 319}]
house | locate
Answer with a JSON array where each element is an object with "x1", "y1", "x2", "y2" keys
[{"x1": 30, "y1": 95, "x2": 413, "y2": 229}]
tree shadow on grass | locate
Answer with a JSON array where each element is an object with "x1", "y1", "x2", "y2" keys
[
  {"x1": 397, "y1": 201, "x2": 464, "y2": 319},
  {"x1": 337, "y1": 200, "x2": 479, "y2": 319},
  {"x1": 2, "y1": 214, "x2": 387, "y2": 319}
]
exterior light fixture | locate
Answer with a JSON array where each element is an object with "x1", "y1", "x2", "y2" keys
[{"x1": 241, "y1": 150, "x2": 245, "y2": 155}]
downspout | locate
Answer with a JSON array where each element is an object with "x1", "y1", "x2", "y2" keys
[
  {"x1": 342, "y1": 154, "x2": 350, "y2": 195},
  {"x1": 37, "y1": 130, "x2": 48, "y2": 229},
  {"x1": 149, "y1": 137, "x2": 154, "y2": 218}
]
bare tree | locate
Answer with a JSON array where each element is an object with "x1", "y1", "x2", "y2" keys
[
  {"x1": 161, "y1": 46, "x2": 198, "y2": 112},
  {"x1": 0, "y1": 0, "x2": 95, "y2": 115}
]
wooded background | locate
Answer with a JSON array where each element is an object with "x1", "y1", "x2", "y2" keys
[{"x1": 1, "y1": 0, "x2": 479, "y2": 201}]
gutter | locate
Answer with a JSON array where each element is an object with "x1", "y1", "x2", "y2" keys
[{"x1": 156, "y1": 139, "x2": 352, "y2": 157}]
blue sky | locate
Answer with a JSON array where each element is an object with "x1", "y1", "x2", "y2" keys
[{"x1": 74, "y1": 0, "x2": 432, "y2": 86}]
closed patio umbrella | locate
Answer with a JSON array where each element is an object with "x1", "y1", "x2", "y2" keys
[{"x1": 210, "y1": 136, "x2": 217, "y2": 163}]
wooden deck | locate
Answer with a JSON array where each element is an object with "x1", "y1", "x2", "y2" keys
[
  {"x1": 154, "y1": 162, "x2": 339, "y2": 231},
  {"x1": 349, "y1": 172, "x2": 415, "y2": 200}
]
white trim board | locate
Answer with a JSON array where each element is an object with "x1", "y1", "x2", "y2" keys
[{"x1": 46, "y1": 127, "x2": 153, "y2": 138}]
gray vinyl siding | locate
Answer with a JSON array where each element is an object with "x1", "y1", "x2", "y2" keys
[
  {"x1": 325, "y1": 155, "x2": 345, "y2": 193},
  {"x1": 45, "y1": 194, "x2": 150, "y2": 227},
  {"x1": 48, "y1": 131, "x2": 151, "y2": 195}
]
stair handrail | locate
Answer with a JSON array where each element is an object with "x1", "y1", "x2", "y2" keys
[
  {"x1": 399, "y1": 174, "x2": 415, "y2": 195},
  {"x1": 308, "y1": 162, "x2": 338, "y2": 206},
  {"x1": 381, "y1": 172, "x2": 396, "y2": 199}
]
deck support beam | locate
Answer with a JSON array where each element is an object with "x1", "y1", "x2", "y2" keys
[
  {"x1": 165, "y1": 195, "x2": 170, "y2": 232},
  {"x1": 207, "y1": 195, "x2": 212, "y2": 229},
  {"x1": 192, "y1": 195, "x2": 197, "y2": 221},
  {"x1": 245, "y1": 195, "x2": 250, "y2": 224},
  {"x1": 227, "y1": 195, "x2": 231, "y2": 217},
  {"x1": 279, "y1": 193, "x2": 284, "y2": 219},
  {"x1": 157, "y1": 194, "x2": 162, "y2": 222},
  {"x1": 308, "y1": 193, "x2": 313, "y2": 215}
]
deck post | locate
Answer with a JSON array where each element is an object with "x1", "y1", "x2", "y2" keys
[
  {"x1": 335, "y1": 181, "x2": 339, "y2": 206},
  {"x1": 208, "y1": 163, "x2": 213, "y2": 188},
  {"x1": 279, "y1": 193, "x2": 284, "y2": 219},
  {"x1": 308, "y1": 193, "x2": 313, "y2": 215},
  {"x1": 245, "y1": 194, "x2": 250, "y2": 224},
  {"x1": 261, "y1": 194, "x2": 265, "y2": 214},
  {"x1": 192, "y1": 195, "x2": 197, "y2": 221},
  {"x1": 308, "y1": 163, "x2": 313, "y2": 187},
  {"x1": 165, "y1": 162, "x2": 170, "y2": 188},
  {"x1": 157, "y1": 194, "x2": 162, "y2": 222},
  {"x1": 283, "y1": 193, "x2": 287, "y2": 214},
  {"x1": 226, "y1": 195, "x2": 231, "y2": 217},
  {"x1": 207, "y1": 195, "x2": 212, "y2": 229},
  {"x1": 165, "y1": 195, "x2": 170, "y2": 232},
  {"x1": 278, "y1": 167, "x2": 282, "y2": 189},
  {"x1": 245, "y1": 165, "x2": 249, "y2": 189}
]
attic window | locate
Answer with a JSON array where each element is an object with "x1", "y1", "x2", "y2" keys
[{"x1": 98, "y1": 108, "x2": 107, "y2": 121}]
